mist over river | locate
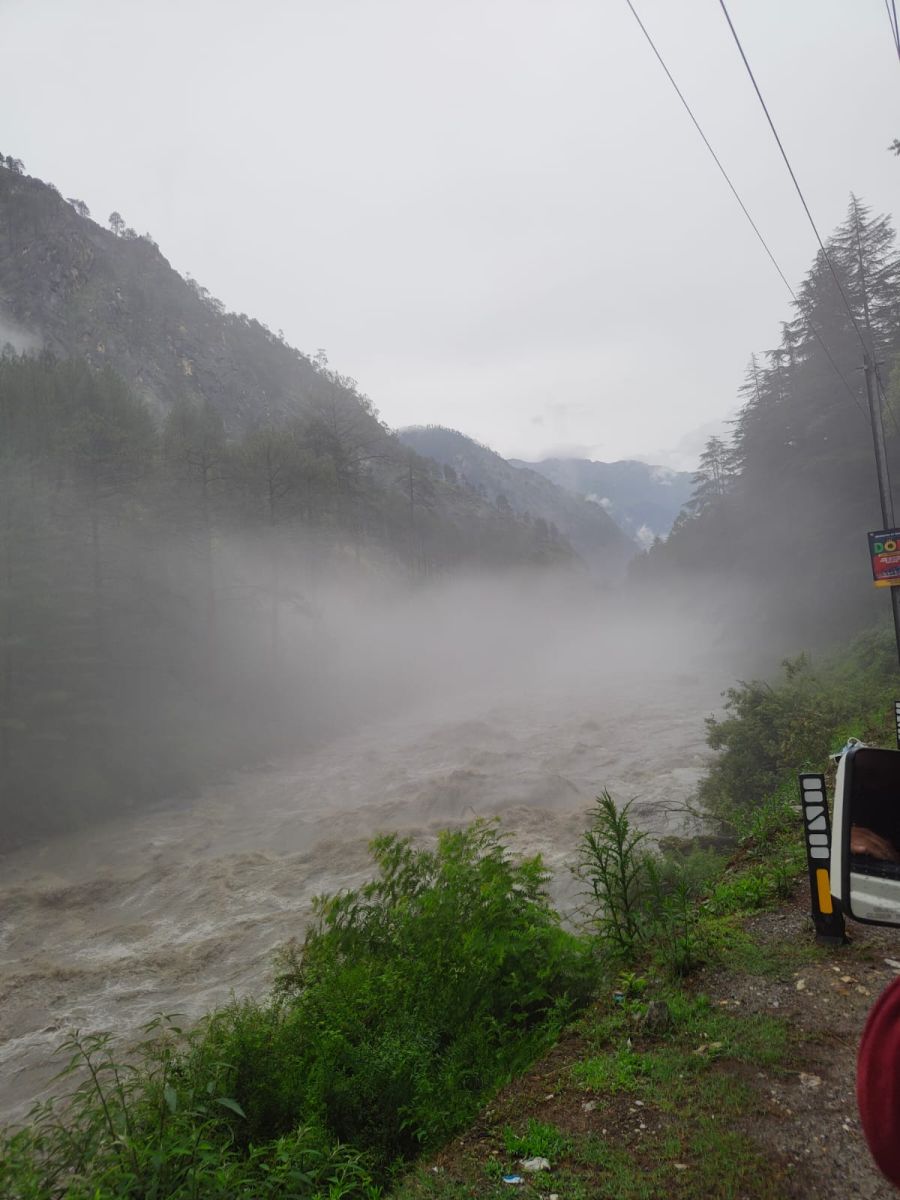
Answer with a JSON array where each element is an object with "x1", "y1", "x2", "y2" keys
[{"x1": 0, "y1": 580, "x2": 729, "y2": 1123}]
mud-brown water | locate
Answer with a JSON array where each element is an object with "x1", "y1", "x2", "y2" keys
[{"x1": 0, "y1": 593, "x2": 725, "y2": 1124}]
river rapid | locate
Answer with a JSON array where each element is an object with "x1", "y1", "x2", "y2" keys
[{"x1": 0, "y1": 585, "x2": 726, "y2": 1124}]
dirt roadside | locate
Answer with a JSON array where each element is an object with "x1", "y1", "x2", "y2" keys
[
  {"x1": 395, "y1": 885, "x2": 900, "y2": 1200},
  {"x1": 708, "y1": 895, "x2": 900, "y2": 1200}
]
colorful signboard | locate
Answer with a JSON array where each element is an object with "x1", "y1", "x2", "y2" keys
[{"x1": 868, "y1": 530, "x2": 900, "y2": 588}]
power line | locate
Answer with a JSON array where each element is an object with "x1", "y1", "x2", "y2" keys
[
  {"x1": 623, "y1": 0, "x2": 789, "y2": 295},
  {"x1": 886, "y1": 0, "x2": 900, "y2": 64},
  {"x1": 716, "y1": 1, "x2": 873, "y2": 357},
  {"x1": 716, "y1": 0, "x2": 899, "y2": 432},
  {"x1": 621, "y1": 0, "x2": 868, "y2": 422}
]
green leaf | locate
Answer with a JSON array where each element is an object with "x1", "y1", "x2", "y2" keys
[
  {"x1": 215, "y1": 1096, "x2": 246, "y2": 1119},
  {"x1": 163, "y1": 1085, "x2": 177, "y2": 1115}
]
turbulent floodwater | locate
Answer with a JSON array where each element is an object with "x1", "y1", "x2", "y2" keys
[{"x1": 0, "y1": 651, "x2": 721, "y2": 1124}]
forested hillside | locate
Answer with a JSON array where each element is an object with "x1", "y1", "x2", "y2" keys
[
  {"x1": 632, "y1": 198, "x2": 900, "y2": 646},
  {"x1": 0, "y1": 157, "x2": 601, "y2": 849},
  {"x1": 0, "y1": 156, "x2": 593, "y2": 569},
  {"x1": 398, "y1": 425, "x2": 634, "y2": 573},
  {"x1": 0, "y1": 349, "x2": 584, "y2": 849},
  {"x1": 0, "y1": 158, "x2": 375, "y2": 431}
]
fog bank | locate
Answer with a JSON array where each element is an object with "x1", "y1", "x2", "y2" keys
[{"x1": 0, "y1": 571, "x2": 730, "y2": 1122}]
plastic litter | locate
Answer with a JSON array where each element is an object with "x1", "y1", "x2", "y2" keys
[
  {"x1": 520, "y1": 1157, "x2": 551, "y2": 1173},
  {"x1": 502, "y1": 1175, "x2": 524, "y2": 1186},
  {"x1": 830, "y1": 737, "x2": 863, "y2": 764}
]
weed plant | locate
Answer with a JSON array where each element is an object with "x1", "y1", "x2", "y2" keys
[
  {"x1": 574, "y1": 792, "x2": 650, "y2": 961},
  {"x1": 0, "y1": 1021, "x2": 380, "y2": 1200},
  {"x1": 501, "y1": 1117, "x2": 570, "y2": 1162},
  {"x1": 575, "y1": 792, "x2": 714, "y2": 976}
]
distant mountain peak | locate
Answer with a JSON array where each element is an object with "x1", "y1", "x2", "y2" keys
[{"x1": 511, "y1": 456, "x2": 693, "y2": 542}]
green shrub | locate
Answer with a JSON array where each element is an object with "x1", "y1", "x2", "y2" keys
[
  {"x1": 575, "y1": 791, "x2": 651, "y2": 961},
  {"x1": 644, "y1": 861, "x2": 705, "y2": 976},
  {"x1": 576, "y1": 792, "x2": 707, "y2": 976},
  {"x1": 700, "y1": 628, "x2": 898, "y2": 826},
  {"x1": 257, "y1": 821, "x2": 594, "y2": 1160},
  {"x1": 0, "y1": 822, "x2": 595, "y2": 1198},
  {"x1": 0, "y1": 1021, "x2": 380, "y2": 1200}
]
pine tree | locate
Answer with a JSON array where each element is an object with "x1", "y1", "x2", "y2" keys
[{"x1": 686, "y1": 436, "x2": 735, "y2": 514}]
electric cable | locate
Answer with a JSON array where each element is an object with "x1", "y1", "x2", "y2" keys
[
  {"x1": 622, "y1": 0, "x2": 869, "y2": 422},
  {"x1": 717, "y1": 0, "x2": 867, "y2": 344},
  {"x1": 886, "y1": 0, "x2": 900, "y2": 64},
  {"x1": 717, "y1": 0, "x2": 899, "y2": 434}
]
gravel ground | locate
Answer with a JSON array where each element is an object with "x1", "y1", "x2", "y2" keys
[
  {"x1": 700, "y1": 889, "x2": 900, "y2": 1199},
  {"x1": 403, "y1": 883, "x2": 900, "y2": 1200}
]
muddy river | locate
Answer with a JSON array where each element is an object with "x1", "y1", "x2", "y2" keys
[{"x1": 0, "y1": 635, "x2": 722, "y2": 1124}]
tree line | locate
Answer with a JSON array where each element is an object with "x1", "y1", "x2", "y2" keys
[
  {"x1": 0, "y1": 353, "x2": 569, "y2": 848},
  {"x1": 633, "y1": 197, "x2": 900, "y2": 644}
]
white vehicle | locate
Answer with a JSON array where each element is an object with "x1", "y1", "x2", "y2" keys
[{"x1": 830, "y1": 742, "x2": 900, "y2": 926}]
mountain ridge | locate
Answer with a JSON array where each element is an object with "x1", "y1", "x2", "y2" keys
[
  {"x1": 398, "y1": 425, "x2": 635, "y2": 574},
  {"x1": 513, "y1": 456, "x2": 693, "y2": 545},
  {"x1": 0, "y1": 162, "x2": 632, "y2": 580},
  {"x1": 0, "y1": 163, "x2": 657, "y2": 581},
  {"x1": 0, "y1": 164, "x2": 361, "y2": 432}
]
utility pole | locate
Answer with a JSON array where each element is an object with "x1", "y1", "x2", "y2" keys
[{"x1": 863, "y1": 352, "x2": 900, "y2": 668}]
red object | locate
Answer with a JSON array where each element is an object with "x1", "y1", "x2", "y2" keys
[{"x1": 858, "y1": 975, "x2": 900, "y2": 1187}]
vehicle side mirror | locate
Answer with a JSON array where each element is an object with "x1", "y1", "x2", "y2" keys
[{"x1": 831, "y1": 745, "x2": 900, "y2": 926}]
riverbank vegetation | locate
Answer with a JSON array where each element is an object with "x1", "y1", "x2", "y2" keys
[
  {"x1": 3, "y1": 626, "x2": 896, "y2": 1198},
  {"x1": 1, "y1": 824, "x2": 592, "y2": 1199}
]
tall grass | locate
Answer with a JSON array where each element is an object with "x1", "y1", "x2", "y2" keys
[{"x1": 575, "y1": 791, "x2": 715, "y2": 976}]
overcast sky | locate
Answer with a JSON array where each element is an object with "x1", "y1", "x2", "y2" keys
[{"x1": 3, "y1": 1, "x2": 898, "y2": 468}]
